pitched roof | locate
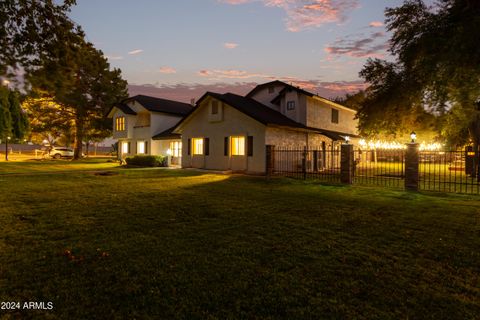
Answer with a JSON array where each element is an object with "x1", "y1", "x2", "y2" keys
[
  {"x1": 246, "y1": 80, "x2": 314, "y2": 99},
  {"x1": 247, "y1": 80, "x2": 356, "y2": 112},
  {"x1": 152, "y1": 126, "x2": 181, "y2": 140},
  {"x1": 115, "y1": 103, "x2": 136, "y2": 115},
  {"x1": 206, "y1": 92, "x2": 305, "y2": 128},
  {"x1": 173, "y1": 92, "x2": 358, "y2": 140},
  {"x1": 128, "y1": 95, "x2": 193, "y2": 116}
]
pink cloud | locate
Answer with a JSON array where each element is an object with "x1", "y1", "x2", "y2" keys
[
  {"x1": 159, "y1": 66, "x2": 177, "y2": 74},
  {"x1": 369, "y1": 21, "x2": 384, "y2": 27},
  {"x1": 219, "y1": 0, "x2": 359, "y2": 32},
  {"x1": 325, "y1": 31, "x2": 388, "y2": 58},
  {"x1": 128, "y1": 79, "x2": 366, "y2": 104},
  {"x1": 198, "y1": 69, "x2": 269, "y2": 79},
  {"x1": 224, "y1": 42, "x2": 239, "y2": 49}
]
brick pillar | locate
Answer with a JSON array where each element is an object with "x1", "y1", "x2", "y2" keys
[
  {"x1": 266, "y1": 145, "x2": 275, "y2": 177},
  {"x1": 340, "y1": 144, "x2": 354, "y2": 184},
  {"x1": 405, "y1": 143, "x2": 419, "y2": 191}
]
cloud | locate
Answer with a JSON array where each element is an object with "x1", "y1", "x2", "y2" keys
[
  {"x1": 219, "y1": 0, "x2": 359, "y2": 32},
  {"x1": 224, "y1": 42, "x2": 239, "y2": 49},
  {"x1": 198, "y1": 69, "x2": 269, "y2": 79},
  {"x1": 128, "y1": 79, "x2": 366, "y2": 104},
  {"x1": 325, "y1": 31, "x2": 388, "y2": 58},
  {"x1": 128, "y1": 49, "x2": 144, "y2": 55},
  {"x1": 369, "y1": 21, "x2": 384, "y2": 27},
  {"x1": 159, "y1": 66, "x2": 177, "y2": 74}
]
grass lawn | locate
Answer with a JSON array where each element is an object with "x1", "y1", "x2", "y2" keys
[
  {"x1": 0, "y1": 157, "x2": 120, "y2": 175},
  {"x1": 0, "y1": 166, "x2": 479, "y2": 319}
]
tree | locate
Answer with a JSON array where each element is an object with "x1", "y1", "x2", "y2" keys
[
  {"x1": 0, "y1": 0, "x2": 76, "y2": 79},
  {"x1": 22, "y1": 97, "x2": 73, "y2": 146},
  {"x1": 29, "y1": 30, "x2": 128, "y2": 159},
  {"x1": 358, "y1": 0, "x2": 480, "y2": 146}
]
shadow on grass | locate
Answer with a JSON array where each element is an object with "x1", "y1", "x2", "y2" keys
[{"x1": 0, "y1": 169, "x2": 479, "y2": 319}]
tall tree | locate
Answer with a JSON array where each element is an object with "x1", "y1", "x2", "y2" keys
[
  {"x1": 358, "y1": 0, "x2": 480, "y2": 146},
  {"x1": 29, "y1": 30, "x2": 128, "y2": 159},
  {"x1": 0, "y1": 0, "x2": 76, "y2": 79}
]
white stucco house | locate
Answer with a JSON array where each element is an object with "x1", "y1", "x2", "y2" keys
[
  {"x1": 172, "y1": 81, "x2": 359, "y2": 174},
  {"x1": 107, "y1": 95, "x2": 193, "y2": 164}
]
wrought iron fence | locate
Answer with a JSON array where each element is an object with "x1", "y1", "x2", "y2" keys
[
  {"x1": 353, "y1": 149, "x2": 405, "y2": 188},
  {"x1": 271, "y1": 147, "x2": 341, "y2": 182},
  {"x1": 269, "y1": 145, "x2": 480, "y2": 195},
  {"x1": 419, "y1": 150, "x2": 479, "y2": 194}
]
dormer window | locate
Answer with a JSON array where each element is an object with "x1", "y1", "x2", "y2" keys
[
  {"x1": 115, "y1": 116, "x2": 125, "y2": 131},
  {"x1": 287, "y1": 101, "x2": 295, "y2": 110},
  {"x1": 211, "y1": 101, "x2": 219, "y2": 115}
]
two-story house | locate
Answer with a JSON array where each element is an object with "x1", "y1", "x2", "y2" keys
[
  {"x1": 107, "y1": 95, "x2": 193, "y2": 164},
  {"x1": 172, "y1": 80, "x2": 359, "y2": 174}
]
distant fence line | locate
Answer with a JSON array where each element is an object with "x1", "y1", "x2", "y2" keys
[{"x1": 266, "y1": 145, "x2": 480, "y2": 195}]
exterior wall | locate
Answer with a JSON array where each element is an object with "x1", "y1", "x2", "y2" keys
[
  {"x1": 306, "y1": 97, "x2": 358, "y2": 135},
  {"x1": 150, "y1": 113, "x2": 183, "y2": 137},
  {"x1": 112, "y1": 110, "x2": 135, "y2": 140},
  {"x1": 249, "y1": 83, "x2": 286, "y2": 111},
  {"x1": 265, "y1": 127, "x2": 308, "y2": 148},
  {"x1": 278, "y1": 90, "x2": 307, "y2": 125},
  {"x1": 179, "y1": 97, "x2": 267, "y2": 174}
]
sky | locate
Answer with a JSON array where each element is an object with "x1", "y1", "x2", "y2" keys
[{"x1": 68, "y1": 0, "x2": 406, "y2": 102}]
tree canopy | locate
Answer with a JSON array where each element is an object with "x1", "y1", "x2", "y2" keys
[
  {"x1": 358, "y1": 0, "x2": 480, "y2": 146},
  {"x1": 0, "y1": 0, "x2": 76, "y2": 79}
]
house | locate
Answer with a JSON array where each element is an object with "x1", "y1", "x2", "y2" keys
[
  {"x1": 107, "y1": 95, "x2": 193, "y2": 164},
  {"x1": 172, "y1": 81, "x2": 359, "y2": 174}
]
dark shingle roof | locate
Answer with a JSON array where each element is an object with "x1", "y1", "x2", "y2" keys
[
  {"x1": 115, "y1": 103, "x2": 136, "y2": 115},
  {"x1": 246, "y1": 80, "x2": 314, "y2": 99},
  {"x1": 129, "y1": 95, "x2": 193, "y2": 116},
  {"x1": 206, "y1": 92, "x2": 305, "y2": 128},
  {"x1": 173, "y1": 92, "x2": 358, "y2": 141},
  {"x1": 152, "y1": 126, "x2": 181, "y2": 140}
]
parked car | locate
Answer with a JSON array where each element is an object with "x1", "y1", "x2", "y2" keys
[{"x1": 49, "y1": 147, "x2": 74, "y2": 159}]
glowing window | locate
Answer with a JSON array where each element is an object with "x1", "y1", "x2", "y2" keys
[
  {"x1": 231, "y1": 136, "x2": 245, "y2": 156},
  {"x1": 122, "y1": 141, "x2": 129, "y2": 154},
  {"x1": 169, "y1": 141, "x2": 182, "y2": 157},
  {"x1": 115, "y1": 117, "x2": 125, "y2": 131},
  {"x1": 192, "y1": 138, "x2": 204, "y2": 155},
  {"x1": 137, "y1": 141, "x2": 146, "y2": 154}
]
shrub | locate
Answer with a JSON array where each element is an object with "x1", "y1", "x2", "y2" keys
[{"x1": 125, "y1": 155, "x2": 166, "y2": 167}]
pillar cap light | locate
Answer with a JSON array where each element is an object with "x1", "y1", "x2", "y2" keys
[
  {"x1": 344, "y1": 136, "x2": 350, "y2": 143},
  {"x1": 410, "y1": 131, "x2": 417, "y2": 143}
]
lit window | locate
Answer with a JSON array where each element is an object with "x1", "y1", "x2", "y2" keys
[
  {"x1": 115, "y1": 117, "x2": 125, "y2": 131},
  {"x1": 122, "y1": 141, "x2": 129, "y2": 154},
  {"x1": 331, "y1": 109, "x2": 339, "y2": 124},
  {"x1": 231, "y1": 136, "x2": 245, "y2": 156},
  {"x1": 211, "y1": 101, "x2": 218, "y2": 115},
  {"x1": 192, "y1": 138, "x2": 204, "y2": 155},
  {"x1": 137, "y1": 141, "x2": 146, "y2": 154},
  {"x1": 169, "y1": 141, "x2": 182, "y2": 157},
  {"x1": 287, "y1": 101, "x2": 295, "y2": 110}
]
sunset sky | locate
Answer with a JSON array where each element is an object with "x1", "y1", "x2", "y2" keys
[{"x1": 69, "y1": 0, "x2": 407, "y2": 102}]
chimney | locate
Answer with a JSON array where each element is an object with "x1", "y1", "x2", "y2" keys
[{"x1": 190, "y1": 98, "x2": 195, "y2": 106}]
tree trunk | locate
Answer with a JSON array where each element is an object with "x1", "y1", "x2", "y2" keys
[{"x1": 73, "y1": 116, "x2": 84, "y2": 160}]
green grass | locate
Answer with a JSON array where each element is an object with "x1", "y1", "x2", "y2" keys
[
  {"x1": 0, "y1": 157, "x2": 120, "y2": 175},
  {"x1": 0, "y1": 167, "x2": 479, "y2": 319}
]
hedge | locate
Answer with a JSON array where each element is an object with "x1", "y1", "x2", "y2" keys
[{"x1": 125, "y1": 155, "x2": 166, "y2": 167}]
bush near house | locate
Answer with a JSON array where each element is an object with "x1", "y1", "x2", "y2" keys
[{"x1": 125, "y1": 155, "x2": 166, "y2": 167}]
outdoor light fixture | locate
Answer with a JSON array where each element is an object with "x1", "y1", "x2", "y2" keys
[
  {"x1": 344, "y1": 136, "x2": 350, "y2": 144},
  {"x1": 410, "y1": 131, "x2": 417, "y2": 143},
  {"x1": 166, "y1": 148, "x2": 172, "y2": 156}
]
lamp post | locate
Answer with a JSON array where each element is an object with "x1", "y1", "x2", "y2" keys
[
  {"x1": 5, "y1": 136, "x2": 10, "y2": 161},
  {"x1": 410, "y1": 131, "x2": 417, "y2": 143}
]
